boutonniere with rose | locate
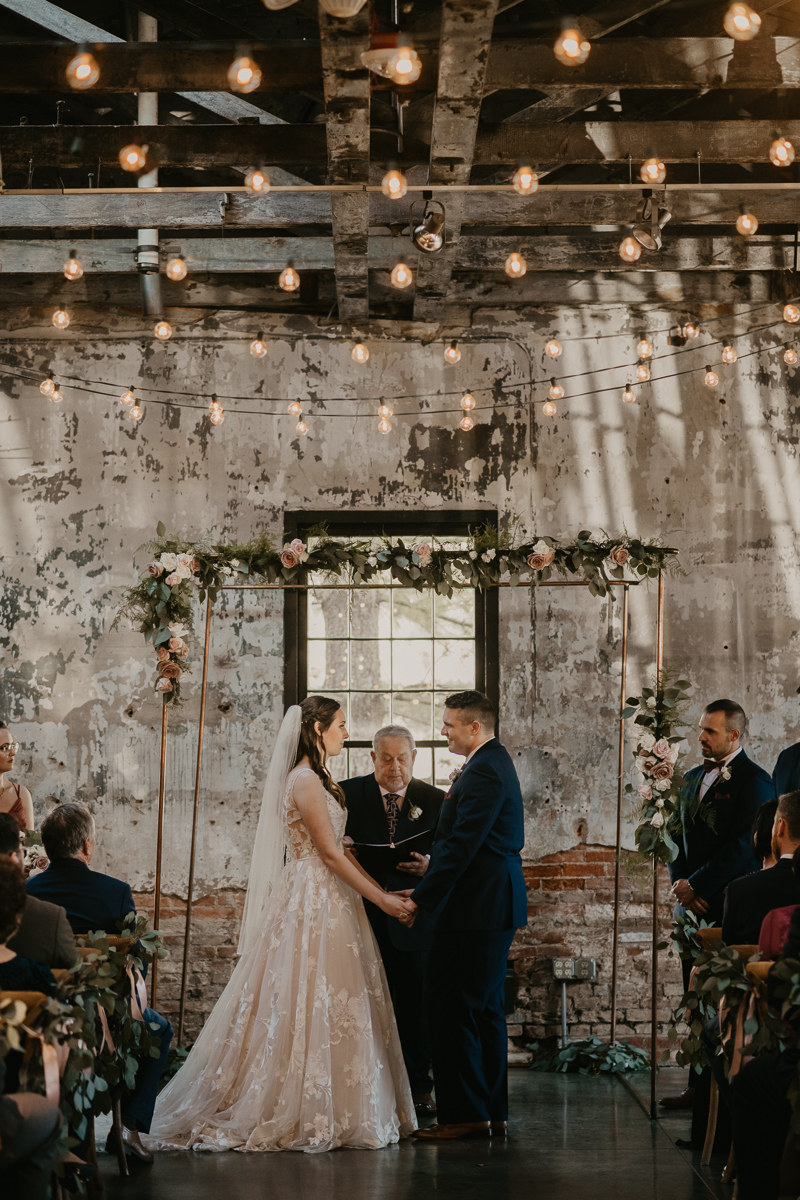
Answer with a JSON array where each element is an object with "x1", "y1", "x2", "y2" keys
[
  {"x1": 407, "y1": 804, "x2": 422, "y2": 821},
  {"x1": 449, "y1": 767, "x2": 463, "y2": 784}
]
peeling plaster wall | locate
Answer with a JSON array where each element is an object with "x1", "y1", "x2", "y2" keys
[{"x1": 1, "y1": 301, "x2": 798, "y2": 1033}]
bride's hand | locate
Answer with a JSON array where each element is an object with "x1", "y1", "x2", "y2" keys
[{"x1": 380, "y1": 893, "x2": 414, "y2": 921}]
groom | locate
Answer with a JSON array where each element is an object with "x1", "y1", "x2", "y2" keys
[{"x1": 400, "y1": 691, "x2": 527, "y2": 1141}]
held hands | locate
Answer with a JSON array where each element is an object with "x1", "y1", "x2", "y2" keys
[
  {"x1": 396, "y1": 851, "x2": 429, "y2": 877},
  {"x1": 380, "y1": 892, "x2": 418, "y2": 924},
  {"x1": 671, "y1": 878, "x2": 709, "y2": 916}
]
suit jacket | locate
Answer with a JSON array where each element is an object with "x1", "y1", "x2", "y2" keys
[
  {"x1": 8, "y1": 894, "x2": 77, "y2": 968},
  {"x1": 773, "y1": 742, "x2": 800, "y2": 799},
  {"x1": 410, "y1": 738, "x2": 528, "y2": 932},
  {"x1": 342, "y1": 774, "x2": 444, "y2": 950},
  {"x1": 669, "y1": 749, "x2": 775, "y2": 921},
  {"x1": 721, "y1": 857, "x2": 800, "y2": 945},
  {"x1": 26, "y1": 857, "x2": 136, "y2": 936}
]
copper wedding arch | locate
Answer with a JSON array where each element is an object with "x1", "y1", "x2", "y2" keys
[{"x1": 150, "y1": 572, "x2": 667, "y2": 1118}]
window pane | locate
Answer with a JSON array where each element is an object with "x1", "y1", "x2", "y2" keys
[
  {"x1": 309, "y1": 642, "x2": 349, "y2": 691},
  {"x1": 435, "y1": 745, "x2": 462, "y2": 787},
  {"x1": 350, "y1": 691, "x2": 391, "y2": 740},
  {"x1": 392, "y1": 691, "x2": 433, "y2": 741},
  {"x1": 350, "y1": 641, "x2": 391, "y2": 690},
  {"x1": 308, "y1": 590, "x2": 348, "y2": 639},
  {"x1": 393, "y1": 641, "x2": 433, "y2": 689},
  {"x1": 331, "y1": 744, "x2": 373, "y2": 783},
  {"x1": 412, "y1": 747, "x2": 433, "y2": 785},
  {"x1": 435, "y1": 591, "x2": 474, "y2": 638},
  {"x1": 393, "y1": 589, "x2": 433, "y2": 637},
  {"x1": 434, "y1": 641, "x2": 475, "y2": 691},
  {"x1": 351, "y1": 589, "x2": 391, "y2": 638},
  {"x1": 308, "y1": 640, "x2": 328, "y2": 690}
]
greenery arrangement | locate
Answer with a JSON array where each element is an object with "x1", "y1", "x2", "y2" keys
[
  {"x1": 114, "y1": 522, "x2": 681, "y2": 705},
  {"x1": 530, "y1": 1035, "x2": 650, "y2": 1075},
  {"x1": 624, "y1": 672, "x2": 693, "y2": 863}
]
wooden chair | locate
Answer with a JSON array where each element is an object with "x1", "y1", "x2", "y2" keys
[{"x1": 696, "y1": 927, "x2": 724, "y2": 953}]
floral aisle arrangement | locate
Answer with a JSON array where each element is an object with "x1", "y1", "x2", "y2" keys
[
  {"x1": 624, "y1": 673, "x2": 693, "y2": 863},
  {"x1": 115, "y1": 522, "x2": 681, "y2": 706}
]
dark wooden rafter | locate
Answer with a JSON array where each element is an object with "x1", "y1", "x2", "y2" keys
[{"x1": 413, "y1": 0, "x2": 500, "y2": 321}]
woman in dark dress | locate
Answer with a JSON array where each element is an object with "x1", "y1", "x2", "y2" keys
[
  {"x1": 0, "y1": 857, "x2": 56, "y2": 995},
  {"x1": 0, "y1": 722, "x2": 34, "y2": 833}
]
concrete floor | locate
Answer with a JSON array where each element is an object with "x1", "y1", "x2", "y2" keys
[{"x1": 96, "y1": 1068, "x2": 729, "y2": 1200}]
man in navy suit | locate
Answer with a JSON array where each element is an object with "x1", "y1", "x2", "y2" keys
[
  {"x1": 342, "y1": 725, "x2": 444, "y2": 1117},
  {"x1": 772, "y1": 687, "x2": 800, "y2": 797},
  {"x1": 662, "y1": 698, "x2": 774, "y2": 1119},
  {"x1": 400, "y1": 691, "x2": 527, "y2": 1141},
  {"x1": 27, "y1": 803, "x2": 172, "y2": 1163}
]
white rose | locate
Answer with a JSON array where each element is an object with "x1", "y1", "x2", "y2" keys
[
  {"x1": 469, "y1": 550, "x2": 478, "y2": 559},
  {"x1": 638, "y1": 732, "x2": 656, "y2": 752},
  {"x1": 230, "y1": 558, "x2": 240, "y2": 568},
  {"x1": 646, "y1": 697, "x2": 657, "y2": 709},
  {"x1": 367, "y1": 555, "x2": 378, "y2": 567},
  {"x1": 222, "y1": 565, "x2": 233, "y2": 576},
  {"x1": 160, "y1": 552, "x2": 178, "y2": 571},
  {"x1": 532, "y1": 539, "x2": 550, "y2": 555},
  {"x1": 176, "y1": 564, "x2": 192, "y2": 580},
  {"x1": 170, "y1": 623, "x2": 189, "y2": 637},
  {"x1": 655, "y1": 797, "x2": 665, "y2": 808},
  {"x1": 650, "y1": 811, "x2": 665, "y2": 828},
  {"x1": 481, "y1": 549, "x2": 497, "y2": 563},
  {"x1": 176, "y1": 553, "x2": 194, "y2": 570},
  {"x1": 655, "y1": 779, "x2": 671, "y2": 792}
]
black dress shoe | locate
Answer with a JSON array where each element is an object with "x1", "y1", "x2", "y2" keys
[
  {"x1": 675, "y1": 1138, "x2": 697, "y2": 1150},
  {"x1": 413, "y1": 1092, "x2": 437, "y2": 1117},
  {"x1": 491, "y1": 1121, "x2": 508, "y2": 1137}
]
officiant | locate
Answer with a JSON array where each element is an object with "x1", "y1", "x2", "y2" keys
[{"x1": 342, "y1": 725, "x2": 444, "y2": 1117}]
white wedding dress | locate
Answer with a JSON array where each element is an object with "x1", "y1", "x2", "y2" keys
[{"x1": 150, "y1": 766, "x2": 416, "y2": 1152}]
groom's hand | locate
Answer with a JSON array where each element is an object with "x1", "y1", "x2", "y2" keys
[
  {"x1": 396, "y1": 851, "x2": 429, "y2": 876},
  {"x1": 399, "y1": 900, "x2": 418, "y2": 927}
]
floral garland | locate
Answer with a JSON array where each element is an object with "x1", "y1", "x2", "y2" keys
[
  {"x1": 114, "y1": 523, "x2": 681, "y2": 706},
  {"x1": 625, "y1": 673, "x2": 692, "y2": 863}
]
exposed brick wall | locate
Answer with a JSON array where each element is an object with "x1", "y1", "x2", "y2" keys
[{"x1": 135, "y1": 842, "x2": 683, "y2": 1051}]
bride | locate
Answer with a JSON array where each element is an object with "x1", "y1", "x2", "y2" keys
[{"x1": 150, "y1": 695, "x2": 417, "y2": 1152}]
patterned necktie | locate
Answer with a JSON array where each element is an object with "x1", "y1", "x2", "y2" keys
[{"x1": 384, "y1": 793, "x2": 401, "y2": 846}]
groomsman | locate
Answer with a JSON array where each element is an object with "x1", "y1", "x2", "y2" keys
[
  {"x1": 773, "y1": 687, "x2": 800, "y2": 796},
  {"x1": 401, "y1": 691, "x2": 527, "y2": 1142},
  {"x1": 342, "y1": 725, "x2": 444, "y2": 1117}
]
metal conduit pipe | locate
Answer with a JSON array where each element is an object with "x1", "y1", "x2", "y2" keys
[{"x1": 137, "y1": 11, "x2": 162, "y2": 319}]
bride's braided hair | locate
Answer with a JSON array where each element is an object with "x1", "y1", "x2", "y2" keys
[{"x1": 294, "y1": 695, "x2": 346, "y2": 808}]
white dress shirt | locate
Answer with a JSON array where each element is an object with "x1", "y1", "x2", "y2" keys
[
  {"x1": 699, "y1": 746, "x2": 742, "y2": 801},
  {"x1": 378, "y1": 782, "x2": 408, "y2": 812}
]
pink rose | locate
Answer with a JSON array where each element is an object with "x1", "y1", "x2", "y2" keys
[
  {"x1": 191, "y1": 557, "x2": 201, "y2": 573},
  {"x1": 148, "y1": 561, "x2": 164, "y2": 577},
  {"x1": 653, "y1": 738, "x2": 672, "y2": 760},
  {"x1": 288, "y1": 538, "x2": 309, "y2": 563},
  {"x1": 638, "y1": 784, "x2": 653, "y2": 801},
  {"x1": 165, "y1": 572, "x2": 181, "y2": 587},
  {"x1": 176, "y1": 553, "x2": 195, "y2": 571},
  {"x1": 527, "y1": 549, "x2": 555, "y2": 571},
  {"x1": 610, "y1": 545, "x2": 629, "y2": 566},
  {"x1": 158, "y1": 661, "x2": 182, "y2": 680},
  {"x1": 35, "y1": 855, "x2": 49, "y2": 871},
  {"x1": 156, "y1": 647, "x2": 170, "y2": 663},
  {"x1": 168, "y1": 637, "x2": 187, "y2": 656},
  {"x1": 281, "y1": 549, "x2": 299, "y2": 569},
  {"x1": 412, "y1": 543, "x2": 433, "y2": 566},
  {"x1": 155, "y1": 677, "x2": 173, "y2": 693},
  {"x1": 650, "y1": 760, "x2": 674, "y2": 782}
]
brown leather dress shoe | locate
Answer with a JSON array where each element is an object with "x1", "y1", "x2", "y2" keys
[
  {"x1": 491, "y1": 1121, "x2": 508, "y2": 1137},
  {"x1": 413, "y1": 1093, "x2": 437, "y2": 1117},
  {"x1": 413, "y1": 1121, "x2": 491, "y2": 1141},
  {"x1": 659, "y1": 1087, "x2": 695, "y2": 1110}
]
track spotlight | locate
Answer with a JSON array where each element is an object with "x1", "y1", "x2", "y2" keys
[
  {"x1": 724, "y1": 3, "x2": 761, "y2": 39},
  {"x1": 361, "y1": 36, "x2": 421, "y2": 83},
  {"x1": 410, "y1": 201, "x2": 446, "y2": 253},
  {"x1": 387, "y1": 42, "x2": 422, "y2": 84},
  {"x1": 632, "y1": 194, "x2": 672, "y2": 251},
  {"x1": 554, "y1": 23, "x2": 590, "y2": 66}
]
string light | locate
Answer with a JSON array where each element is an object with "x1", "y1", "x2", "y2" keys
[
  {"x1": 39, "y1": 375, "x2": 55, "y2": 397},
  {"x1": 724, "y1": 2, "x2": 761, "y2": 38},
  {"x1": 154, "y1": 319, "x2": 173, "y2": 341},
  {"x1": 165, "y1": 256, "x2": 188, "y2": 282},
  {"x1": 209, "y1": 396, "x2": 225, "y2": 425},
  {"x1": 459, "y1": 414, "x2": 475, "y2": 431},
  {"x1": 388, "y1": 45, "x2": 422, "y2": 84},
  {"x1": 443, "y1": 341, "x2": 461, "y2": 364},
  {"x1": 622, "y1": 384, "x2": 636, "y2": 403},
  {"x1": 245, "y1": 167, "x2": 270, "y2": 194},
  {"x1": 640, "y1": 157, "x2": 667, "y2": 184},
  {"x1": 66, "y1": 50, "x2": 100, "y2": 89},
  {"x1": 512, "y1": 163, "x2": 538, "y2": 195},
  {"x1": 63, "y1": 250, "x2": 83, "y2": 281},
  {"x1": 784, "y1": 303, "x2": 800, "y2": 324},
  {"x1": 49, "y1": 386, "x2": 63, "y2": 404},
  {"x1": 119, "y1": 144, "x2": 147, "y2": 172},
  {"x1": 379, "y1": 403, "x2": 393, "y2": 418},
  {"x1": 295, "y1": 419, "x2": 309, "y2": 436},
  {"x1": 681, "y1": 319, "x2": 700, "y2": 339},
  {"x1": 460, "y1": 392, "x2": 476, "y2": 411},
  {"x1": 279, "y1": 265, "x2": 300, "y2": 292},
  {"x1": 227, "y1": 56, "x2": 262, "y2": 93},
  {"x1": 390, "y1": 261, "x2": 413, "y2": 289},
  {"x1": 721, "y1": 342, "x2": 738, "y2": 364},
  {"x1": 120, "y1": 386, "x2": 135, "y2": 407},
  {"x1": 784, "y1": 346, "x2": 798, "y2": 364},
  {"x1": 635, "y1": 360, "x2": 651, "y2": 382},
  {"x1": 129, "y1": 401, "x2": 144, "y2": 420},
  {"x1": 736, "y1": 208, "x2": 759, "y2": 235},
  {"x1": 548, "y1": 380, "x2": 564, "y2": 401},
  {"x1": 542, "y1": 399, "x2": 558, "y2": 416},
  {"x1": 770, "y1": 135, "x2": 795, "y2": 167},
  {"x1": 377, "y1": 415, "x2": 393, "y2": 434},
  {"x1": 288, "y1": 400, "x2": 303, "y2": 417},
  {"x1": 249, "y1": 333, "x2": 268, "y2": 358},
  {"x1": 704, "y1": 366, "x2": 719, "y2": 387},
  {"x1": 352, "y1": 341, "x2": 370, "y2": 364},
  {"x1": 545, "y1": 339, "x2": 563, "y2": 358},
  {"x1": 636, "y1": 335, "x2": 654, "y2": 359},
  {"x1": 52, "y1": 308, "x2": 70, "y2": 329},
  {"x1": 619, "y1": 236, "x2": 642, "y2": 262},
  {"x1": 504, "y1": 252, "x2": 527, "y2": 278},
  {"x1": 554, "y1": 25, "x2": 590, "y2": 66},
  {"x1": 381, "y1": 167, "x2": 408, "y2": 199}
]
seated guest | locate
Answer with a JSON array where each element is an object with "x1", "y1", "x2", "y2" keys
[
  {"x1": 0, "y1": 722, "x2": 33, "y2": 832},
  {"x1": 0, "y1": 813, "x2": 76, "y2": 969},
  {"x1": 751, "y1": 797, "x2": 779, "y2": 868},
  {"x1": 0, "y1": 1056, "x2": 63, "y2": 1200},
  {"x1": 343, "y1": 724, "x2": 445, "y2": 1117},
  {"x1": 0, "y1": 857, "x2": 57, "y2": 996},
  {"x1": 721, "y1": 791, "x2": 800, "y2": 945},
  {"x1": 27, "y1": 803, "x2": 172, "y2": 1163}
]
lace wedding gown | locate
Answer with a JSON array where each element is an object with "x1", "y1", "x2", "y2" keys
[{"x1": 150, "y1": 766, "x2": 416, "y2": 1152}]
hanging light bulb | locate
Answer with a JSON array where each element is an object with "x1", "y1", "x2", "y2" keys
[
  {"x1": 165, "y1": 256, "x2": 188, "y2": 281},
  {"x1": 377, "y1": 404, "x2": 393, "y2": 419},
  {"x1": 279, "y1": 265, "x2": 300, "y2": 292},
  {"x1": 52, "y1": 308, "x2": 70, "y2": 329},
  {"x1": 154, "y1": 319, "x2": 173, "y2": 341},
  {"x1": 129, "y1": 401, "x2": 144, "y2": 420},
  {"x1": 459, "y1": 414, "x2": 475, "y2": 431},
  {"x1": 512, "y1": 162, "x2": 538, "y2": 195},
  {"x1": 443, "y1": 341, "x2": 461, "y2": 364},
  {"x1": 250, "y1": 333, "x2": 268, "y2": 358},
  {"x1": 545, "y1": 339, "x2": 563, "y2": 358},
  {"x1": 622, "y1": 384, "x2": 637, "y2": 404},
  {"x1": 542, "y1": 398, "x2": 558, "y2": 416},
  {"x1": 288, "y1": 400, "x2": 303, "y2": 417},
  {"x1": 636, "y1": 335, "x2": 654, "y2": 359},
  {"x1": 770, "y1": 135, "x2": 795, "y2": 167},
  {"x1": 49, "y1": 386, "x2": 63, "y2": 404},
  {"x1": 681, "y1": 319, "x2": 700, "y2": 339},
  {"x1": 390, "y1": 261, "x2": 413, "y2": 289},
  {"x1": 736, "y1": 207, "x2": 759, "y2": 236},
  {"x1": 295, "y1": 419, "x2": 309, "y2": 436},
  {"x1": 704, "y1": 366, "x2": 719, "y2": 387},
  {"x1": 227, "y1": 55, "x2": 262, "y2": 94},
  {"x1": 119, "y1": 143, "x2": 147, "y2": 172},
  {"x1": 504, "y1": 251, "x2": 527, "y2": 278},
  {"x1": 724, "y1": 3, "x2": 762, "y2": 39},
  {"x1": 619, "y1": 236, "x2": 642, "y2": 262},
  {"x1": 388, "y1": 44, "x2": 422, "y2": 84},
  {"x1": 721, "y1": 343, "x2": 738, "y2": 364},
  {"x1": 784, "y1": 345, "x2": 798, "y2": 364},
  {"x1": 378, "y1": 416, "x2": 393, "y2": 435},
  {"x1": 245, "y1": 166, "x2": 270, "y2": 194},
  {"x1": 381, "y1": 166, "x2": 408, "y2": 200},
  {"x1": 209, "y1": 397, "x2": 225, "y2": 425},
  {"x1": 351, "y1": 341, "x2": 370, "y2": 364},
  {"x1": 39, "y1": 375, "x2": 55, "y2": 397},
  {"x1": 460, "y1": 392, "x2": 476, "y2": 411},
  {"x1": 66, "y1": 50, "x2": 100, "y2": 90},
  {"x1": 640, "y1": 157, "x2": 667, "y2": 184},
  {"x1": 784, "y1": 303, "x2": 800, "y2": 323},
  {"x1": 635, "y1": 360, "x2": 651, "y2": 382},
  {"x1": 120, "y1": 386, "x2": 135, "y2": 407},
  {"x1": 554, "y1": 24, "x2": 590, "y2": 66},
  {"x1": 63, "y1": 249, "x2": 83, "y2": 281},
  {"x1": 548, "y1": 380, "x2": 564, "y2": 401}
]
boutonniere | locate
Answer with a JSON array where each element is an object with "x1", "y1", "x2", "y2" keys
[
  {"x1": 449, "y1": 767, "x2": 463, "y2": 784},
  {"x1": 719, "y1": 765, "x2": 732, "y2": 782},
  {"x1": 407, "y1": 804, "x2": 422, "y2": 821}
]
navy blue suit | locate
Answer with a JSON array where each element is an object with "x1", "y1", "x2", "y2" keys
[
  {"x1": 773, "y1": 741, "x2": 800, "y2": 799},
  {"x1": 411, "y1": 738, "x2": 527, "y2": 1124},
  {"x1": 343, "y1": 774, "x2": 444, "y2": 1095},
  {"x1": 27, "y1": 858, "x2": 172, "y2": 1134}
]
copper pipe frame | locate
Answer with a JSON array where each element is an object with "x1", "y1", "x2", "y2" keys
[
  {"x1": 151, "y1": 700, "x2": 168, "y2": 1010},
  {"x1": 609, "y1": 584, "x2": 630, "y2": 1047},
  {"x1": 650, "y1": 572, "x2": 666, "y2": 1119},
  {"x1": 177, "y1": 596, "x2": 214, "y2": 1046}
]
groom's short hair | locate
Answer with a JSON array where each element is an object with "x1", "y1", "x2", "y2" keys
[{"x1": 444, "y1": 691, "x2": 495, "y2": 732}]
